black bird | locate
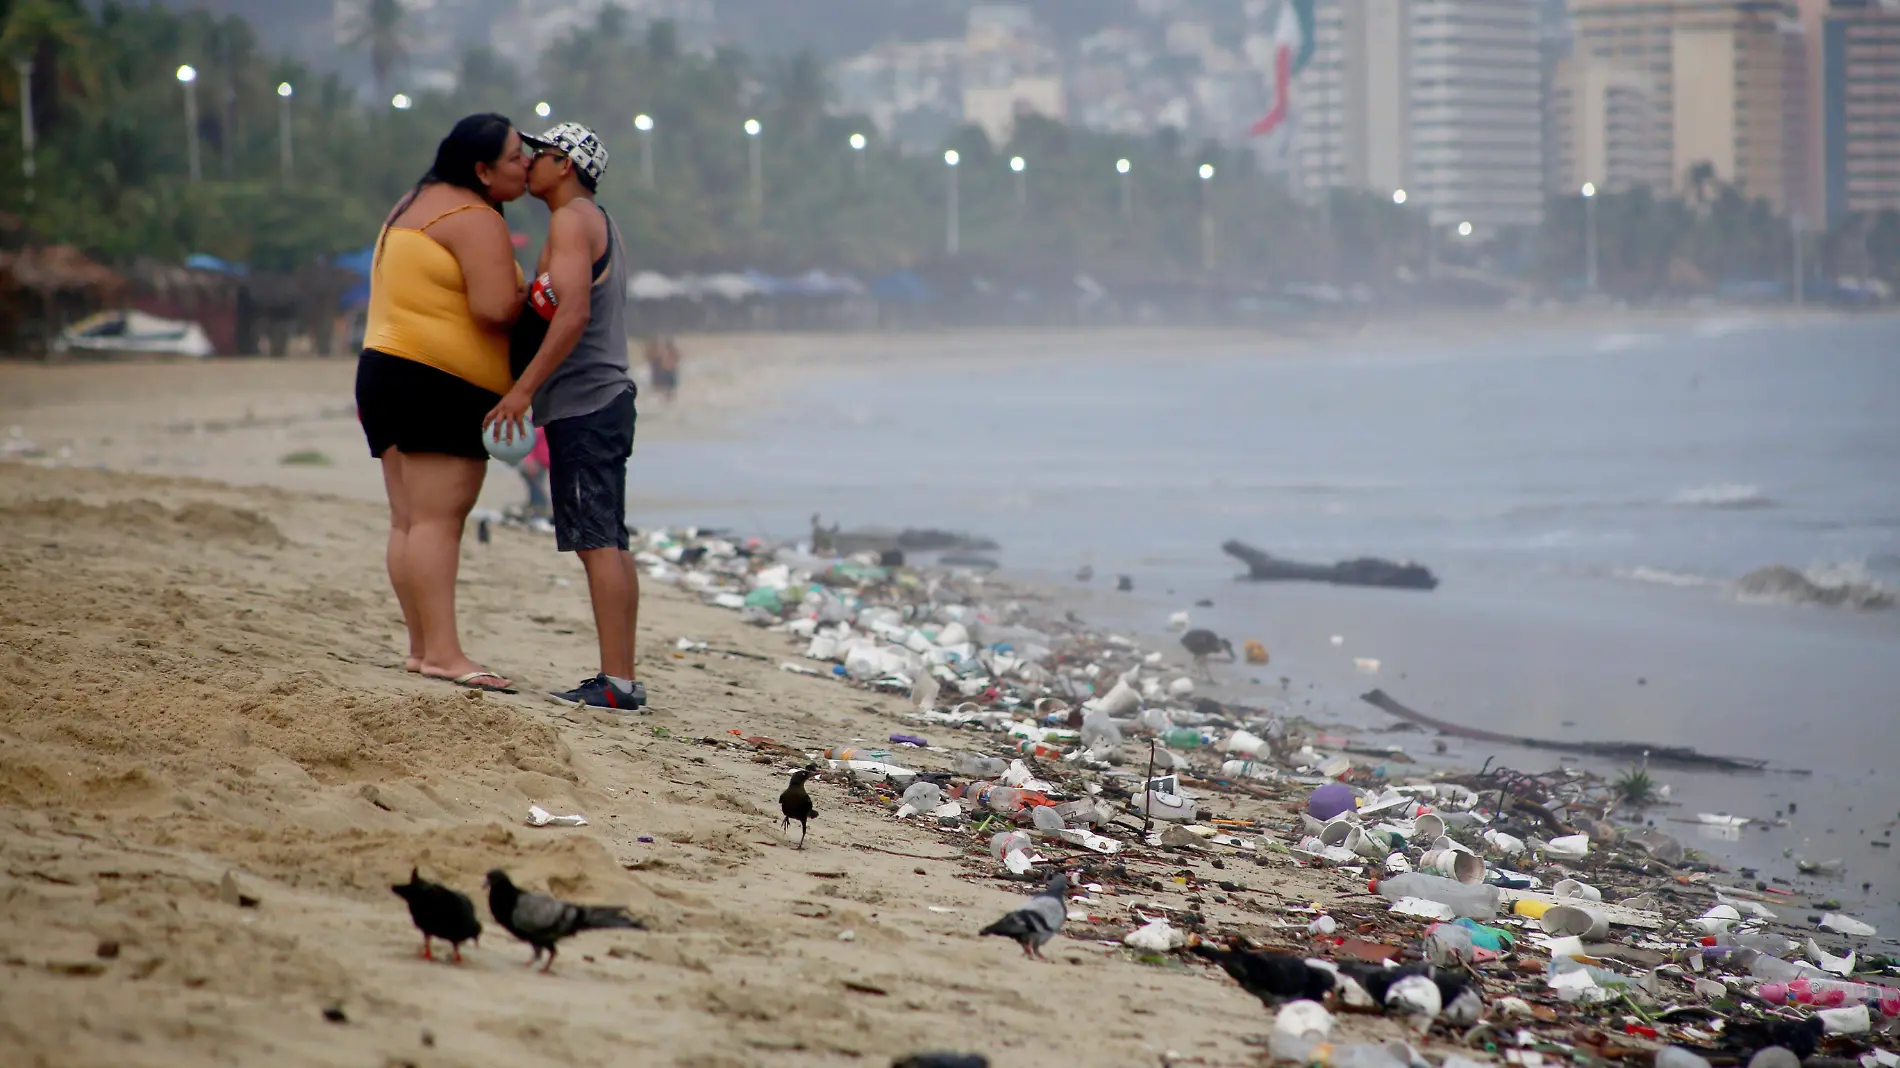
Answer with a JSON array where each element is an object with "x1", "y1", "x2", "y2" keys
[
  {"x1": 391, "y1": 867, "x2": 482, "y2": 963},
  {"x1": 893, "y1": 1056, "x2": 989, "y2": 1068},
  {"x1": 483, "y1": 869, "x2": 645, "y2": 973},
  {"x1": 780, "y1": 769, "x2": 816, "y2": 849},
  {"x1": 477, "y1": 518, "x2": 491, "y2": 545},
  {"x1": 1180, "y1": 628, "x2": 1236, "y2": 681},
  {"x1": 1115, "y1": 574, "x2": 1134, "y2": 592},
  {"x1": 1717, "y1": 1016, "x2": 1823, "y2": 1060},
  {"x1": 1189, "y1": 937, "x2": 1336, "y2": 1007},
  {"x1": 979, "y1": 873, "x2": 1068, "y2": 959}
]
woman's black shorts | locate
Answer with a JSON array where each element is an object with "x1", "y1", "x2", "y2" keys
[{"x1": 355, "y1": 349, "x2": 501, "y2": 462}]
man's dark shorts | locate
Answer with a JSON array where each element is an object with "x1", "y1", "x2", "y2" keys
[{"x1": 544, "y1": 386, "x2": 635, "y2": 553}]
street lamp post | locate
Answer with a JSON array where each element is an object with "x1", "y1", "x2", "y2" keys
[
  {"x1": 1792, "y1": 212, "x2": 1805, "y2": 307},
  {"x1": 1581, "y1": 182, "x2": 1599, "y2": 293},
  {"x1": 176, "y1": 64, "x2": 201, "y2": 182},
  {"x1": 1198, "y1": 163, "x2": 1216, "y2": 273},
  {"x1": 1115, "y1": 157, "x2": 1132, "y2": 221},
  {"x1": 944, "y1": 149, "x2": 961, "y2": 256},
  {"x1": 744, "y1": 118, "x2": 762, "y2": 222},
  {"x1": 1009, "y1": 155, "x2": 1026, "y2": 210},
  {"x1": 634, "y1": 113, "x2": 654, "y2": 187},
  {"x1": 849, "y1": 131, "x2": 866, "y2": 179},
  {"x1": 276, "y1": 82, "x2": 294, "y2": 180},
  {"x1": 15, "y1": 59, "x2": 32, "y2": 185}
]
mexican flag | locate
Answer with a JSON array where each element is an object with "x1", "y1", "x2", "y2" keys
[{"x1": 1250, "y1": 0, "x2": 1317, "y2": 138}]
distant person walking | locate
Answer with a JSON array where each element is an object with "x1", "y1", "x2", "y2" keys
[
  {"x1": 355, "y1": 113, "x2": 531, "y2": 693},
  {"x1": 485, "y1": 122, "x2": 645, "y2": 710},
  {"x1": 643, "y1": 334, "x2": 680, "y2": 403}
]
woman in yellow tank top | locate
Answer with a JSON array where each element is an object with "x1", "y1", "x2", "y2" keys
[{"x1": 355, "y1": 113, "x2": 530, "y2": 692}]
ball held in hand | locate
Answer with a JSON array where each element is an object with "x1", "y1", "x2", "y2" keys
[{"x1": 483, "y1": 416, "x2": 534, "y2": 464}]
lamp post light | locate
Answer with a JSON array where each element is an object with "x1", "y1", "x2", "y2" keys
[
  {"x1": 1115, "y1": 157, "x2": 1132, "y2": 221},
  {"x1": 634, "y1": 112, "x2": 654, "y2": 187},
  {"x1": 1581, "y1": 182, "x2": 1599, "y2": 293},
  {"x1": 177, "y1": 64, "x2": 201, "y2": 182},
  {"x1": 744, "y1": 118, "x2": 762, "y2": 220},
  {"x1": 391, "y1": 93, "x2": 413, "y2": 110},
  {"x1": 1392, "y1": 188, "x2": 1406, "y2": 205},
  {"x1": 16, "y1": 59, "x2": 33, "y2": 185},
  {"x1": 534, "y1": 101, "x2": 551, "y2": 119},
  {"x1": 849, "y1": 130, "x2": 866, "y2": 178},
  {"x1": 1198, "y1": 163, "x2": 1216, "y2": 273},
  {"x1": 276, "y1": 81, "x2": 294, "y2": 180},
  {"x1": 944, "y1": 148, "x2": 961, "y2": 256},
  {"x1": 1457, "y1": 220, "x2": 1473, "y2": 237}
]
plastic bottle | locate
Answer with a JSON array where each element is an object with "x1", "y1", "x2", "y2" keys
[
  {"x1": 1161, "y1": 727, "x2": 1207, "y2": 749},
  {"x1": 1030, "y1": 805, "x2": 1064, "y2": 831},
  {"x1": 1016, "y1": 739, "x2": 1064, "y2": 760},
  {"x1": 984, "y1": 786, "x2": 1025, "y2": 813},
  {"x1": 955, "y1": 754, "x2": 1006, "y2": 777},
  {"x1": 1369, "y1": 873, "x2": 1502, "y2": 919},
  {"x1": 1763, "y1": 976, "x2": 1900, "y2": 1013},
  {"x1": 1742, "y1": 950, "x2": 1824, "y2": 983}
]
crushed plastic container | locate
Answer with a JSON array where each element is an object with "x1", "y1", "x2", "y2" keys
[{"x1": 1370, "y1": 873, "x2": 1502, "y2": 919}]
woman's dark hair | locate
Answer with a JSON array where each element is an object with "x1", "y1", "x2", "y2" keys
[
  {"x1": 422, "y1": 113, "x2": 517, "y2": 200},
  {"x1": 377, "y1": 113, "x2": 516, "y2": 264}
]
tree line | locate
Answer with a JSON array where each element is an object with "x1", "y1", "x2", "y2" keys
[{"x1": 0, "y1": 0, "x2": 1893, "y2": 296}]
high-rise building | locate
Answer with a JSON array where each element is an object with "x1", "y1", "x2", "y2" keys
[
  {"x1": 1296, "y1": 0, "x2": 1545, "y2": 231},
  {"x1": 1566, "y1": 0, "x2": 1800, "y2": 209},
  {"x1": 1823, "y1": 0, "x2": 1900, "y2": 225},
  {"x1": 1548, "y1": 56, "x2": 1672, "y2": 192}
]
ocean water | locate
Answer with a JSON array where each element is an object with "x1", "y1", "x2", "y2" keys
[{"x1": 633, "y1": 314, "x2": 1900, "y2": 937}]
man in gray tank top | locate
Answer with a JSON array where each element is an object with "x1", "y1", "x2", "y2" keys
[{"x1": 485, "y1": 121, "x2": 645, "y2": 711}]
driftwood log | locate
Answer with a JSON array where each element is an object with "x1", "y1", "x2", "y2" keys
[{"x1": 1221, "y1": 540, "x2": 1438, "y2": 591}]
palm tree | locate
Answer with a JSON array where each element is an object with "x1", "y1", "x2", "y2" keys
[
  {"x1": 344, "y1": 0, "x2": 406, "y2": 102},
  {"x1": 1, "y1": 0, "x2": 97, "y2": 128}
]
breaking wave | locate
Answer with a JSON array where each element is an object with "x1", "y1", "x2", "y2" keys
[
  {"x1": 1734, "y1": 562, "x2": 1894, "y2": 610},
  {"x1": 1617, "y1": 566, "x2": 1721, "y2": 589},
  {"x1": 1671, "y1": 483, "x2": 1775, "y2": 510}
]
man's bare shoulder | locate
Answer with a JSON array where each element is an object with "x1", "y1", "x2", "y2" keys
[{"x1": 551, "y1": 199, "x2": 608, "y2": 256}]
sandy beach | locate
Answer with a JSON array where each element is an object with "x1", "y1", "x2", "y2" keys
[{"x1": 0, "y1": 338, "x2": 1423, "y2": 1068}]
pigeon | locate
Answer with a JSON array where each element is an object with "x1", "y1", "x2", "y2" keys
[
  {"x1": 1188, "y1": 937, "x2": 1336, "y2": 1008},
  {"x1": 1073, "y1": 564, "x2": 1093, "y2": 583},
  {"x1": 477, "y1": 518, "x2": 490, "y2": 545},
  {"x1": 979, "y1": 873, "x2": 1068, "y2": 959},
  {"x1": 391, "y1": 867, "x2": 482, "y2": 963},
  {"x1": 1180, "y1": 628, "x2": 1236, "y2": 681},
  {"x1": 483, "y1": 869, "x2": 646, "y2": 972},
  {"x1": 779, "y1": 769, "x2": 816, "y2": 849}
]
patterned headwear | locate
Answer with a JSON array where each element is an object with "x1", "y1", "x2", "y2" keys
[{"x1": 522, "y1": 122, "x2": 608, "y2": 185}]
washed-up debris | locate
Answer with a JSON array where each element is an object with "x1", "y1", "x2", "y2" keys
[
  {"x1": 548, "y1": 521, "x2": 1900, "y2": 1061},
  {"x1": 1223, "y1": 539, "x2": 1438, "y2": 590},
  {"x1": 525, "y1": 804, "x2": 587, "y2": 828},
  {"x1": 1362, "y1": 688, "x2": 1774, "y2": 771}
]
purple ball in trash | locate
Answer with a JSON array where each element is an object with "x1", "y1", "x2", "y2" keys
[{"x1": 1307, "y1": 782, "x2": 1357, "y2": 821}]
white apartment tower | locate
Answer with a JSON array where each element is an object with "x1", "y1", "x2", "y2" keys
[{"x1": 1296, "y1": 0, "x2": 1547, "y2": 231}]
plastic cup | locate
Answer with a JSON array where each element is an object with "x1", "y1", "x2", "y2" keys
[
  {"x1": 1412, "y1": 813, "x2": 1446, "y2": 841},
  {"x1": 1540, "y1": 904, "x2": 1610, "y2": 939},
  {"x1": 1345, "y1": 827, "x2": 1391, "y2": 861},
  {"x1": 1553, "y1": 878, "x2": 1602, "y2": 901},
  {"x1": 1320, "y1": 817, "x2": 1358, "y2": 847}
]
